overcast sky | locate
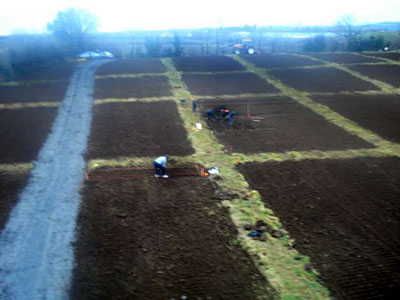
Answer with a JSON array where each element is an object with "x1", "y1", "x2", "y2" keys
[{"x1": 1, "y1": 0, "x2": 400, "y2": 35}]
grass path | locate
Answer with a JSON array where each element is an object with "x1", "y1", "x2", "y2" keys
[{"x1": 159, "y1": 58, "x2": 331, "y2": 299}]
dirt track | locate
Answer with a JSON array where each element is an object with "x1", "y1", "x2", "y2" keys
[{"x1": 0, "y1": 60, "x2": 107, "y2": 300}]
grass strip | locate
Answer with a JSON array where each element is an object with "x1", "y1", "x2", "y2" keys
[
  {"x1": 0, "y1": 163, "x2": 33, "y2": 175},
  {"x1": 94, "y1": 96, "x2": 173, "y2": 105},
  {"x1": 0, "y1": 102, "x2": 60, "y2": 110},
  {"x1": 161, "y1": 57, "x2": 331, "y2": 299}
]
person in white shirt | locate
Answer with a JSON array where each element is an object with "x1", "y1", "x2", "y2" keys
[{"x1": 153, "y1": 155, "x2": 168, "y2": 178}]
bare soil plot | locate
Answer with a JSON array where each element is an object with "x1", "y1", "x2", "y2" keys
[
  {"x1": 88, "y1": 101, "x2": 194, "y2": 159},
  {"x1": 243, "y1": 53, "x2": 323, "y2": 69},
  {"x1": 361, "y1": 52, "x2": 400, "y2": 62},
  {"x1": 305, "y1": 52, "x2": 385, "y2": 64},
  {"x1": 15, "y1": 61, "x2": 77, "y2": 81},
  {"x1": 202, "y1": 98, "x2": 373, "y2": 153},
  {"x1": 238, "y1": 157, "x2": 400, "y2": 300},
  {"x1": 96, "y1": 59, "x2": 166, "y2": 75},
  {"x1": 70, "y1": 176, "x2": 276, "y2": 300},
  {"x1": 348, "y1": 64, "x2": 400, "y2": 88},
  {"x1": 0, "y1": 173, "x2": 29, "y2": 231},
  {"x1": 173, "y1": 55, "x2": 245, "y2": 72},
  {"x1": 94, "y1": 76, "x2": 172, "y2": 99},
  {"x1": 270, "y1": 67, "x2": 379, "y2": 93},
  {"x1": 0, "y1": 81, "x2": 69, "y2": 104},
  {"x1": 183, "y1": 72, "x2": 279, "y2": 96},
  {"x1": 312, "y1": 94, "x2": 400, "y2": 143},
  {"x1": 198, "y1": 96, "x2": 295, "y2": 113},
  {"x1": 87, "y1": 164, "x2": 200, "y2": 181},
  {"x1": 0, "y1": 107, "x2": 58, "y2": 163}
]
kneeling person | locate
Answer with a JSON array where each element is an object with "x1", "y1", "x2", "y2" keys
[{"x1": 154, "y1": 155, "x2": 169, "y2": 178}]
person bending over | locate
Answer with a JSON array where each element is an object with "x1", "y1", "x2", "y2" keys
[{"x1": 153, "y1": 155, "x2": 169, "y2": 178}]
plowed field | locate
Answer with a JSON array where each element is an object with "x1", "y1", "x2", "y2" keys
[
  {"x1": 362, "y1": 52, "x2": 400, "y2": 61},
  {"x1": 243, "y1": 53, "x2": 323, "y2": 69},
  {"x1": 0, "y1": 173, "x2": 29, "y2": 231},
  {"x1": 70, "y1": 176, "x2": 276, "y2": 300},
  {"x1": 0, "y1": 81, "x2": 69, "y2": 103},
  {"x1": 348, "y1": 64, "x2": 400, "y2": 88},
  {"x1": 238, "y1": 157, "x2": 400, "y2": 300},
  {"x1": 173, "y1": 55, "x2": 245, "y2": 72},
  {"x1": 305, "y1": 53, "x2": 385, "y2": 64},
  {"x1": 0, "y1": 107, "x2": 58, "y2": 163},
  {"x1": 270, "y1": 67, "x2": 379, "y2": 92},
  {"x1": 312, "y1": 94, "x2": 400, "y2": 143},
  {"x1": 94, "y1": 76, "x2": 172, "y2": 99},
  {"x1": 202, "y1": 99, "x2": 373, "y2": 153},
  {"x1": 15, "y1": 61, "x2": 77, "y2": 81},
  {"x1": 87, "y1": 101, "x2": 194, "y2": 158},
  {"x1": 96, "y1": 59, "x2": 166, "y2": 75},
  {"x1": 183, "y1": 72, "x2": 279, "y2": 95}
]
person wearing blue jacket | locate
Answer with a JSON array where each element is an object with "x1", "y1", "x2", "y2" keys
[{"x1": 153, "y1": 155, "x2": 169, "y2": 178}]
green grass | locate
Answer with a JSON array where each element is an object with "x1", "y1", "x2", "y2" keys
[{"x1": 160, "y1": 57, "x2": 331, "y2": 299}]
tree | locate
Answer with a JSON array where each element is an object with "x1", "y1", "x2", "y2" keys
[
  {"x1": 359, "y1": 36, "x2": 385, "y2": 51},
  {"x1": 303, "y1": 35, "x2": 326, "y2": 52},
  {"x1": 173, "y1": 32, "x2": 183, "y2": 57},
  {"x1": 145, "y1": 37, "x2": 162, "y2": 57},
  {"x1": 47, "y1": 8, "x2": 98, "y2": 53},
  {"x1": 336, "y1": 14, "x2": 362, "y2": 51}
]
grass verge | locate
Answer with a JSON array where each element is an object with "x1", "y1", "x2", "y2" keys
[{"x1": 160, "y1": 57, "x2": 331, "y2": 299}]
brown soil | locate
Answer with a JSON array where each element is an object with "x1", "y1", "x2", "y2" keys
[
  {"x1": 0, "y1": 81, "x2": 70, "y2": 104},
  {"x1": 96, "y1": 59, "x2": 166, "y2": 75},
  {"x1": 70, "y1": 176, "x2": 277, "y2": 300},
  {"x1": 87, "y1": 101, "x2": 194, "y2": 159},
  {"x1": 362, "y1": 52, "x2": 400, "y2": 61},
  {"x1": 0, "y1": 107, "x2": 58, "y2": 163},
  {"x1": 203, "y1": 99, "x2": 373, "y2": 153},
  {"x1": 238, "y1": 157, "x2": 400, "y2": 300},
  {"x1": 348, "y1": 64, "x2": 400, "y2": 88},
  {"x1": 198, "y1": 96, "x2": 296, "y2": 115},
  {"x1": 15, "y1": 61, "x2": 77, "y2": 81},
  {"x1": 311, "y1": 94, "x2": 400, "y2": 143},
  {"x1": 183, "y1": 72, "x2": 279, "y2": 96},
  {"x1": 243, "y1": 53, "x2": 323, "y2": 69},
  {"x1": 0, "y1": 172, "x2": 29, "y2": 231},
  {"x1": 304, "y1": 53, "x2": 385, "y2": 64},
  {"x1": 270, "y1": 67, "x2": 379, "y2": 93},
  {"x1": 94, "y1": 76, "x2": 172, "y2": 99},
  {"x1": 87, "y1": 164, "x2": 201, "y2": 181},
  {"x1": 173, "y1": 55, "x2": 245, "y2": 72}
]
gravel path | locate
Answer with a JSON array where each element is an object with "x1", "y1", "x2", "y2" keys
[{"x1": 0, "y1": 60, "x2": 106, "y2": 300}]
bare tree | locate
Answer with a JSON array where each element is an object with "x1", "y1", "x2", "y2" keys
[
  {"x1": 47, "y1": 8, "x2": 98, "y2": 53},
  {"x1": 336, "y1": 14, "x2": 362, "y2": 51}
]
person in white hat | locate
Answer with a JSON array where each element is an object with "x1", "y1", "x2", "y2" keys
[{"x1": 153, "y1": 155, "x2": 169, "y2": 178}]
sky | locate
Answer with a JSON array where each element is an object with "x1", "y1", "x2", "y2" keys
[{"x1": 1, "y1": 0, "x2": 400, "y2": 35}]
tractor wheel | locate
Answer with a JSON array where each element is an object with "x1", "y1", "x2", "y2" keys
[
  {"x1": 247, "y1": 47, "x2": 255, "y2": 55},
  {"x1": 233, "y1": 48, "x2": 241, "y2": 55}
]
